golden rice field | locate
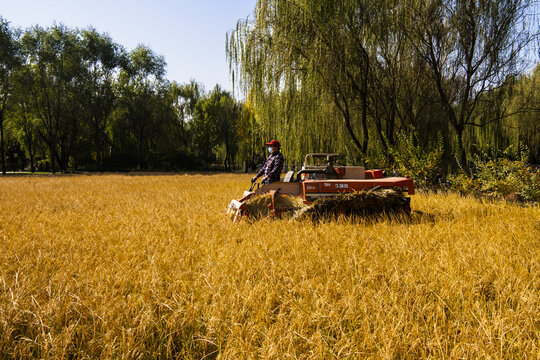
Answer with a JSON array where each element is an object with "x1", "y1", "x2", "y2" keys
[{"x1": 0, "y1": 174, "x2": 539, "y2": 359}]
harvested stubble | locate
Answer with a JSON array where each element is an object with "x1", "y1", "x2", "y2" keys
[{"x1": 0, "y1": 174, "x2": 539, "y2": 359}]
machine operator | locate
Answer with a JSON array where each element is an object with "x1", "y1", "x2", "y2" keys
[{"x1": 251, "y1": 140, "x2": 284, "y2": 185}]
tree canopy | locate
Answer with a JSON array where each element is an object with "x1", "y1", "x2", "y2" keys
[
  {"x1": 0, "y1": 4, "x2": 538, "y2": 175},
  {"x1": 227, "y1": 0, "x2": 539, "y2": 166},
  {"x1": 0, "y1": 19, "x2": 250, "y2": 172}
]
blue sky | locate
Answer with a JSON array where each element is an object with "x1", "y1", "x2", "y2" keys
[{"x1": 1, "y1": 0, "x2": 256, "y2": 94}]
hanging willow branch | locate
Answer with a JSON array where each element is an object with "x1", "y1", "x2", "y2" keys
[
  {"x1": 226, "y1": 0, "x2": 540, "y2": 165},
  {"x1": 226, "y1": 0, "x2": 385, "y2": 159}
]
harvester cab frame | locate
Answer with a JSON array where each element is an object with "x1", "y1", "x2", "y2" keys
[{"x1": 294, "y1": 153, "x2": 341, "y2": 181}]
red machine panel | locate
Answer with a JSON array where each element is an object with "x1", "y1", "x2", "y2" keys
[
  {"x1": 365, "y1": 169, "x2": 384, "y2": 179},
  {"x1": 302, "y1": 177, "x2": 414, "y2": 201}
]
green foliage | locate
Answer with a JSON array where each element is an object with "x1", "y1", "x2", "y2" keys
[
  {"x1": 476, "y1": 159, "x2": 540, "y2": 201},
  {"x1": 509, "y1": 167, "x2": 540, "y2": 202},
  {"x1": 500, "y1": 64, "x2": 540, "y2": 163},
  {"x1": 1, "y1": 19, "x2": 247, "y2": 172},
  {"x1": 386, "y1": 130, "x2": 445, "y2": 187},
  {"x1": 227, "y1": 0, "x2": 539, "y2": 169},
  {"x1": 20, "y1": 24, "x2": 88, "y2": 172},
  {"x1": 78, "y1": 28, "x2": 124, "y2": 171},
  {"x1": 192, "y1": 85, "x2": 240, "y2": 169},
  {"x1": 447, "y1": 173, "x2": 482, "y2": 194},
  {"x1": 114, "y1": 46, "x2": 169, "y2": 169},
  {"x1": 0, "y1": 8, "x2": 538, "y2": 174},
  {"x1": 0, "y1": 16, "x2": 22, "y2": 174},
  {"x1": 364, "y1": 140, "x2": 392, "y2": 170},
  {"x1": 449, "y1": 148, "x2": 540, "y2": 201},
  {"x1": 475, "y1": 158, "x2": 521, "y2": 197}
]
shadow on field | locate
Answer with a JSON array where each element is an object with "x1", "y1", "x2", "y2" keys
[
  {"x1": 0, "y1": 171, "x2": 229, "y2": 177},
  {"x1": 289, "y1": 210, "x2": 438, "y2": 226},
  {"x1": 407, "y1": 210, "x2": 437, "y2": 224}
]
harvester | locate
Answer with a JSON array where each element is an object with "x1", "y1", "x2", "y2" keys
[{"x1": 227, "y1": 153, "x2": 415, "y2": 221}]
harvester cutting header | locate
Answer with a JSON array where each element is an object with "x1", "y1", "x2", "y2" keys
[{"x1": 228, "y1": 150, "x2": 415, "y2": 221}]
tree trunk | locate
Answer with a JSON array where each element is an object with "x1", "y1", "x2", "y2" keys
[
  {"x1": 138, "y1": 141, "x2": 143, "y2": 170},
  {"x1": 360, "y1": 81, "x2": 369, "y2": 154},
  {"x1": 387, "y1": 102, "x2": 396, "y2": 148},
  {"x1": 374, "y1": 116, "x2": 389, "y2": 154},
  {"x1": 57, "y1": 147, "x2": 65, "y2": 172},
  {"x1": 30, "y1": 152, "x2": 35, "y2": 174},
  {"x1": 456, "y1": 128, "x2": 466, "y2": 169},
  {"x1": 333, "y1": 94, "x2": 364, "y2": 155},
  {"x1": 96, "y1": 130, "x2": 103, "y2": 171},
  {"x1": 0, "y1": 114, "x2": 5, "y2": 175},
  {"x1": 49, "y1": 140, "x2": 56, "y2": 174},
  {"x1": 224, "y1": 151, "x2": 229, "y2": 171}
]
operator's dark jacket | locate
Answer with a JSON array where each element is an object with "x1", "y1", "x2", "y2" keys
[{"x1": 257, "y1": 151, "x2": 284, "y2": 183}]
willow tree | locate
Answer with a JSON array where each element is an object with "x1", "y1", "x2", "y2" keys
[
  {"x1": 404, "y1": 0, "x2": 538, "y2": 166},
  {"x1": 501, "y1": 63, "x2": 540, "y2": 162},
  {"x1": 227, "y1": 0, "x2": 389, "y2": 158}
]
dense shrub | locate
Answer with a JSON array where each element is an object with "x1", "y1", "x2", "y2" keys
[
  {"x1": 386, "y1": 130, "x2": 445, "y2": 188},
  {"x1": 449, "y1": 154, "x2": 540, "y2": 202}
]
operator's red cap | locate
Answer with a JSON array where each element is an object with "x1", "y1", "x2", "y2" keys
[{"x1": 265, "y1": 139, "x2": 281, "y2": 147}]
